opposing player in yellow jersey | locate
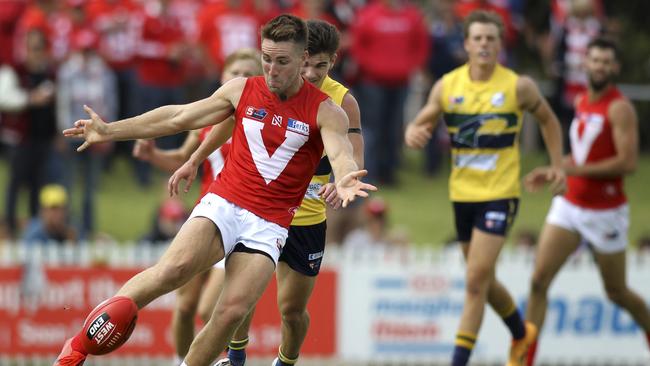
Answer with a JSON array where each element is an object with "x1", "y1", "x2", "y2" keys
[
  {"x1": 404, "y1": 10, "x2": 565, "y2": 366},
  {"x1": 170, "y1": 19, "x2": 363, "y2": 366}
]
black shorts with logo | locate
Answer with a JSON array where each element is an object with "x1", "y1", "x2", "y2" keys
[
  {"x1": 279, "y1": 221, "x2": 327, "y2": 277},
  {"x1": 453, "y1": 198, "x2": 519, "y2": 242}
]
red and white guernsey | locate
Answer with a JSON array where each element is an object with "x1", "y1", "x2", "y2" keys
[
  {"x1": 565, "y1": 87, "x2": 626, "y2": 209},
  {"x1": 198, "y1": 126, "x2": 230, "y2": 197},
  {"x1": 209, "y1": 76, "x2": 329, "y2": 228}
]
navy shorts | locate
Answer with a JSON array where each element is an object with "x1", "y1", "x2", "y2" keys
[
  {"x1": 279, "y1": 221, "x2": 327, "y2": 276},
  {"x1": 453, "y1": 198, "x2": 519, "y2": 242}
]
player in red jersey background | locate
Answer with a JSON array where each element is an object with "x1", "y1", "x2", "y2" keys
[{"x1": 522, "y1": 37, "x2": 650, "y2": 365}]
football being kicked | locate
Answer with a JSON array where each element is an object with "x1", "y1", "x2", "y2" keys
[{"x1": 81, "y1": 296, "x2": 138, "y2": 355}]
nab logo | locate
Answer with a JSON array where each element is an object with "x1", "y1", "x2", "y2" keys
[
  {"x1": 272, "y1": 114, "x2": 283, "y2": 127},
  {"x1": 246, "y1": 106, "x2": 267, "y2": 120}
]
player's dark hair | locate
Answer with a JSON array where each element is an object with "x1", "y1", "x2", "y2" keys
[
  {"x1": 261, "y1": 14, "x2": 308, "y2": 50},
  {"x1": 306, "y1": 19, "x2": 340, "y2": 56},
  {"x1": 463, "y1": 10, "x2": 505, "y2": 39},
  {"x1": 587, "y1": 37, "x2": 620, "y2": 61}
]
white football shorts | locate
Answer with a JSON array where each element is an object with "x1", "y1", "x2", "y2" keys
[
  {"x1": 189, "y1": 193, "x2": 288, "y2": 265},
  {"x1": 546, "y1": 195, "x2": 629, "y2": 253}
]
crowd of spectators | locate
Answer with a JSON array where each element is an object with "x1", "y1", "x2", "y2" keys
[{"x1": 0, "y1": 0, "x2": 625, "y2": 247}]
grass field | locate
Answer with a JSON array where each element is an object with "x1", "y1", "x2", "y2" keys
[{"x1": 1, "y1": 151, "x2": 649, "y2": 246}]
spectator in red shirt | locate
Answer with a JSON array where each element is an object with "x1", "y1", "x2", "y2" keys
[
  {"x1": 197, "y1": 0, "x2": 263, "y2": 78},
  {"x1": 350, "y1": 0, "x2": 429, "y2": 185},
  {"x1": 132, "y1": 0, "x2": 193, "y2": 186}
]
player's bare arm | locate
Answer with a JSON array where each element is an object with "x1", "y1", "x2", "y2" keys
[
  {"x1": 318, "y1": 92, "x2": 363, "y2": 210},
  {"x1": 405, "y1": 79, "x2": 444, "y2": 149},
  {"x1": 133, "y1": 130, "x2": 201, "y2": 173},
  {"x1": 318, "y1": 99, "x2": 377, "y2": 207},
  {"x1": 168, "y1": 117, "x2": 236, "y2": 196},
  {"x1": 341, "y1": 92, "x2": 364, "y2": 169},
  {"x1": 565, "y1": 98, "x2": 638, "y2": 178},
  {"x1": 518, "y1": 76, "x2": 566, "y2": 194},
  {"x1": 62, "y1": 77, "x2": 246, "y2": 151}
]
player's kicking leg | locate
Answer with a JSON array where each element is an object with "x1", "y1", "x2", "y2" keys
[{"x1": 54, "y1": 217, "x2": 225, "y2": 366}]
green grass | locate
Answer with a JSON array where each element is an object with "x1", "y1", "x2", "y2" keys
[{"x1": 1, "y1": 152, "x2": 649, "y2": 246}]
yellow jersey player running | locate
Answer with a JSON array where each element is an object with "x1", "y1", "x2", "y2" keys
[
  {"x1": 170, "y1": 19, "x2": 363, "y2": 366},
  {"x1": 404, "y1": 10, "x2": 565, "y2": 366}
]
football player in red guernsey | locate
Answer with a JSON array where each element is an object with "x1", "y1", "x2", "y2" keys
[
  {"x1": 522, "y1": 37, "x2": 650, "y2": 365},
  {"x1": 56, "y1": 14, "x2": 375, "y2": 366}
]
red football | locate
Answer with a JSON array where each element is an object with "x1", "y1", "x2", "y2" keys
[{"x1": 80, "y1": 296, "x2": 138, "y2": 355}]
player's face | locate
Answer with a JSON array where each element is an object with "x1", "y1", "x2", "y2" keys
[
  {"x1": 584, "y1": 47, "x2": 619, "y2": 92},
  {"x1": 261, "y1": 39, "x2": 307, "y2": 95},
  {"x1": 302, "y1": 52, "x2": 336, "y2": 88},
  {"x1": 221, "y1": 59, "x2": 261, "y2": 84},
  {"x1": 464, "y1": 22, "x2": 501, "y2": 67}
]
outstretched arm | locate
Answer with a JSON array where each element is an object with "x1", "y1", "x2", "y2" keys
[
  {"x1": 404, "y1": 79, "x2": 444, "y2": 149},
  {"x1": 63, "y1": 77, "x2": 245, "y2": 151},
  {"x1": 318, "y1": 100, "x2": 377, "y2": 207}
]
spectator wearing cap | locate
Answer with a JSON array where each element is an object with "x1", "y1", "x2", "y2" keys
[
  {"x1": 56, "y1": 26, "x2": 117, "y2": 240},
  {"x1": 139, "y1": 197, "x2": 189, "y2": 245},
  {"x1": 22, "y1": 184, "x2": 77, "y2": 245}
]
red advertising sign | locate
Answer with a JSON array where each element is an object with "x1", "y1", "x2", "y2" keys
[{"x1": 0, "y1": 266, "x2": 336, "y2": 357}]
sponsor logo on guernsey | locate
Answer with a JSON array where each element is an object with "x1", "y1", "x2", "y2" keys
[
  {"x1": 490, "y1": 92, "x2": 505, "y2": 107},
  {"x1": 245, "y1": 106, "x2": 268, "y2": 120},
  {"x1": 287, "y1": 118, "x2": 310, "y2": 136},
  {"x1": 272, "y1": 114, "x2": 283, "y2": 127},
  {"x1": 305, "y1": 183, "x2": 323, "y2": 199},
  {"x1": 449, "y1": 95, "x2": 464, "y2": 105}
]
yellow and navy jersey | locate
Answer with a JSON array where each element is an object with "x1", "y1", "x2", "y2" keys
[
  {"x1": 292, "y1": 76, "x2": 349, "y2": 226},
  {"x1": 441, "y1": 63, "x2": 523, "y2": 202}
]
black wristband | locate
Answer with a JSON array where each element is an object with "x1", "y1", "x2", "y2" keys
[{"x1": 347, "y1": 128, "x2": 362, "y2": 134}]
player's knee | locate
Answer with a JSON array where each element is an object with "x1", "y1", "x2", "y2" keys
[
  {"x1": 530, "y1": 271, "x2": 551, "y2": 297},
  {"x1": 213, "y1": 301, "x2": 249, "y2": 327},
  {"x1": 197, "y1": 304, "x2": 213, "y2": 324},
  {"x1": 465, "y1": 267, "x2": 492, "y2": 297},
  {"x1": 175, "y1": 297, "x2": 199, "y2": 317},
  {"x1": 155, "y1": 261, "x2": 195, "y2": 290},
  {"x1": 280, "y1": 306, "x2": 309, "y2": 329}
]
